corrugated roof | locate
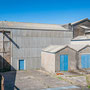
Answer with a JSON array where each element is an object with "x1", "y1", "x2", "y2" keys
[
  {"x1": 42, "y1": 44, "x2": 90, "y2": 53},
  {"x1": 68, "y1": 44, "x2": 90, "y2": 51},
  {"x1": 42, "y1": 45, "x2": 67, "y2": 53},
  {"x1": 0, "y1": 21, "x2": 67, "y2": 30}
]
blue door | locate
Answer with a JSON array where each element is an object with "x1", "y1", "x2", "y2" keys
[
  {"x1": 81, "y1": 54, "x2": 90, "y2": 68},
  {"x1": 19, "y1": 60, "x2": 24, "y2": 70},
  {"x1": 60, "y1": 55, "x2": 68, "y2": 71}
]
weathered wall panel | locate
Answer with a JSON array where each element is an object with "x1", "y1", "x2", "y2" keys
[
  {"x1": 0, "y1": 28, "x2": 72, "y2": 70},
  {"x1": 73, "y1": 21, "x2": 90, "y2": 38},
  {"x1": 3, "y1": 32, "x2": 11, "y2": 71},
  {"x1": 55, "y1": 47, "x2": 76, "y2": 72},
  {"x1": 11, "y1": 30, "x2": 72, "y2": 70},
  {"x1": 41, "y1": 52, "x2": 55, "y2": 73},
  {"x1": 78, "y1": 46, "x2": 90, "y2": 69}
]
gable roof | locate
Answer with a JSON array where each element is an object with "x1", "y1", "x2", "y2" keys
[
  {"x1": 42, "y1": 44, "x2": 90, "y2": 53},
  {"x1": 42, "y1": 45, "x2": 76, "y2": 53},
  {"x1": 68, "y1": 44, "x2": 90, "y2": 51},
  {"x1": 78, "y1": 45, "x2": 90, "y2": 52},
  {"x1": 42, "y1": 45, "x2": 67, "y2": 53},
  {"x1": 71, "y1": 18, "x2": 89, "y2": 26},
  {"x1": 0, "y1": 21, "x2": 67, "y2": 31}
]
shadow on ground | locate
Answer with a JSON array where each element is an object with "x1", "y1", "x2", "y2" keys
[{"x1": 0, "y1": 55, "x2": 19, "y2": 90}]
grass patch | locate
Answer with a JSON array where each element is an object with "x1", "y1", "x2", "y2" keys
[
  {"x1": 88, "y1": 85, "x2": 90, "y2": 88},
  {"x1": 57, "y1": 76, "x2": 73, "y2": 84},
  {"x1": 86, "y1": 75, "x2": 90, "y2": 89},
  {"x1": 58, "y1": 77, "x2": 64, "y2": 80}
]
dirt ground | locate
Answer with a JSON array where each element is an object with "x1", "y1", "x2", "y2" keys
[
  {"x1": 0, "y1": 70, "x2": 90, "y2": 90},
  {"x1": 56, "y1": 71, "x2": 90, "y2": 90}
]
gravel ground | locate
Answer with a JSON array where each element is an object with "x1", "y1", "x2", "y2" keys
[
  {"x1": 0, "y1": 70, "x2": 72, "y2": 90},
  {"x1": 0, "y1": 70, "x2": 89, "y2": 90}
]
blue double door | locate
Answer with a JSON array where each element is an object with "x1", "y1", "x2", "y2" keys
[
  {"x1": 81, "y1": 54, "x2": 90, "y2": 68},
  {"x1": 19, "y1": 60, "x2": 24, "y2": 70},
  {"x1": 60, "y1": 55, "x2": 68, "y2": 71}
]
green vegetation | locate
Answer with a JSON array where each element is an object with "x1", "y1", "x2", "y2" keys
[
  {"x1": 58, "y1": 77, "x2": 64, "y2": 80},
  {"x1": 86, "y1": 75, "x2": 90, "y2": 84},
  {"x1": 88, "y1": 85, "x2": 90, "y2": 88},
  {"x1": 86, "y1": 75, "x2": 90, "y2": 88}
]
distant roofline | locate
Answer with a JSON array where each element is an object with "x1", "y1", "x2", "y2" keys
[
  {"x1": 0, "y1": 21, "x2": 69, "y2": 31},
  {"x1": 0, "y1": 21, "x2": 61, "y2": 25},
  {"x1": 0, "y1": 27, "x2": 71, "y2": 31},
  {"x1": 70, "y1": 18, "x2": 90, "y2": 26}
]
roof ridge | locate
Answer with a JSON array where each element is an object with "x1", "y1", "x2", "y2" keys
[
  {"x1": 0, "y1": 21, "x2": 62, "y2": 25},
  {"x1": 0, "y1": 21, "x2": 67, "y2": 30},
  {"x1": 71, "y1": 18, "x2": 89, "y2": 25}
]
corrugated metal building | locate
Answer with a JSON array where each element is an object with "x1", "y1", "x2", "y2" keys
[{"x1": 0, "y1": 21, "x2": 72, "y2": 71}]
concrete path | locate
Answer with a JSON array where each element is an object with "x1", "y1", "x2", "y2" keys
[
  {"x1": 1, "y1": 70, "x2": 89, "y2": 90},
  {"x1": 15, "y1": 70, "x2": 72, "y2": 90},
  {"x1": 1, "y1": 70, "x2": 72, "y2": 90}
]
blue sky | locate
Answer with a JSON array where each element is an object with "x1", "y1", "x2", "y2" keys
[{"x1": 0, "y1": 0, "x2": 90, "y2": 24}]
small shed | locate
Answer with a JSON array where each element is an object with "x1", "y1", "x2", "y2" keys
[
  {"x1": 69, "y1": 44, "x2": 90, "y2": 70},
  {"x1": 78, "y1": 45, "x2": 90, "y2": 69},
  {"x1": 41, "y1": 45, "x2": 77, "y2": 73}
]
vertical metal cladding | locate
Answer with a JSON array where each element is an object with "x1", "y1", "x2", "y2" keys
[
  {"x1": 11, "y1": 29, "x2": 72, "y2": 70},
  {"x1": 0, "y1": 24, "x2": 72, "y2": 70}
]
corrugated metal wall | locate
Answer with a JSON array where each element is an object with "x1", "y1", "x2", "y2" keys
[
  {"x1": 12, "y1": 29, "x2": 72, "y2": 70},
  {"x1": 0, "y1": 29, "x2": 72, "y2": 70}
]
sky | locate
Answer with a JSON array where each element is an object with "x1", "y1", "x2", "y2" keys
[{"x1": 0, "y1": 0, "x2": 90, "y2": 24}]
